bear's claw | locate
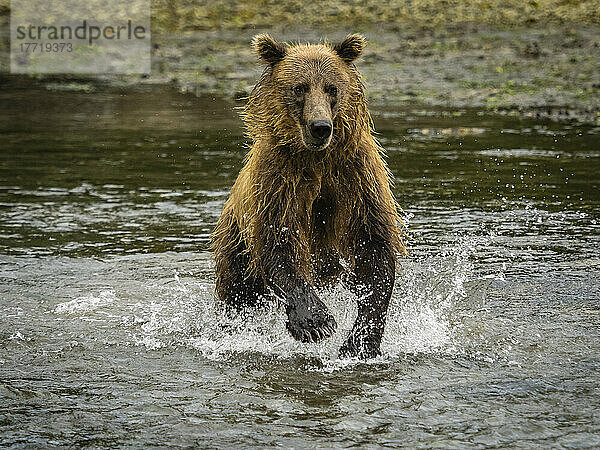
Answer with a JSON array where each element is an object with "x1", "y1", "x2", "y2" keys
[{"x1": 285, "y1": 285, "x2": 337, "y2": 343}]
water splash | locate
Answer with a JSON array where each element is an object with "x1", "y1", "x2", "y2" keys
[
  {"x1": 54, "y1": 290, "x2": 118, "y2": 314},
  {"x1": 52, "y1": 237, "x2": 496, "y2": 370}
]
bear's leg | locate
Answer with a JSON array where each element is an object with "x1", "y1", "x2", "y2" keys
[
  {"x1": 313, "y1": 249, "x2": 344, "y2": 287},
  {"x1": 339, "y1": 236, "x2": 395, "y2": 359},
  {"x1": 263, "y1": 244, "x2": 337, "y2": 343},
  {"x1": 221, "y1": 246, "x2": 266, "y2": 310},
  {"x1": 215, "y1": 220, "x2": 265, "y2": 310}
]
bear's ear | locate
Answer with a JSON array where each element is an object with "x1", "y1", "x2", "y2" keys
[
  {"x1": 252, "y1": 34, "x2": 287, "y2": 65},
  {"x1": 333, "y1": 34, "x2": 366, "y2": 63}
]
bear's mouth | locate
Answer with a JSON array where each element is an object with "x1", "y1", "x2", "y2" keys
[{"x1": 308, "y1": 141, "x2": 330, "y2": 150}]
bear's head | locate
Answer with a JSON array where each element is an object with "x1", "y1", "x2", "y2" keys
[{"x1": 245, "y1": 34, "x2": 369, "y2": 152}]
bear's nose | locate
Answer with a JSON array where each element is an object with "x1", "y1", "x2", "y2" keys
[{"x1": 309, "y1": 120, "x2": 333, "y2": 140}]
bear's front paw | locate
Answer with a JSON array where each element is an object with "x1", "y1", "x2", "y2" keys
[
  {"x1": 285, "y1": 286, "x2": 337, "y2": 343},
  {"x1": 339, "y1": 331, "x2": 381, "y2": 360}
]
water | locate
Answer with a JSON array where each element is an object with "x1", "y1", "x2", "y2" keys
[{"x1": 1, "y1": 81, "x2": 599, "y2": 447}]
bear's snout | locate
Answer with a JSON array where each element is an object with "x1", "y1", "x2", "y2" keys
[{"x1": 309, "y1": 120, "x2": 333, "y2": 141}]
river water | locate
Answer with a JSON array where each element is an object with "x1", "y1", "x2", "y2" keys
[{"x1": 1, "y1": 82, "x2": 599, "y2": 447}]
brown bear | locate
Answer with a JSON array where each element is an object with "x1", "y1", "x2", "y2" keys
[{"x1": 211, "y1": 34, "x2": 406, "y2": 359}]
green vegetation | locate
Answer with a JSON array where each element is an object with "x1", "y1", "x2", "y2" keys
[
  {"x1": 149, "y1": 0, "x2": 600, "y2": 31},
  {"x1": 2, "y1": 0, "x2": 599, "y2": 31}
]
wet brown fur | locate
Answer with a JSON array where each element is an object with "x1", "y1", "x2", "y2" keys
[{"x1": 212, "y1": 34, "x2": 406, "y2": 313}]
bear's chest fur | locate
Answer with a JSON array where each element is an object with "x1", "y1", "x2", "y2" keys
[{"x1": 296, "y1": 167, "x2": 359, "y2": 259}]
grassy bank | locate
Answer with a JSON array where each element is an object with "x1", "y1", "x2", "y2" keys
[
  {"x1": 1, "y1": 1, "x2": 599, "y2": 123},
  {"x1": 150, "y1": 0, "x2": 600, "y2": 31}
]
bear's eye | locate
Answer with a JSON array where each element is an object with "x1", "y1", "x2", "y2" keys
[
  {"x1": 293, "y1": 84, "x2": 307, "y2": 96},
  {"x1": 325, "y1": 85, "x2": 338, "y2": 96}
]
